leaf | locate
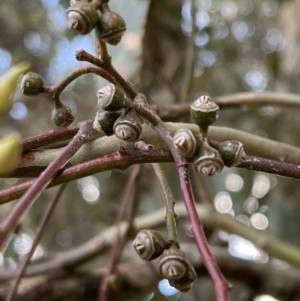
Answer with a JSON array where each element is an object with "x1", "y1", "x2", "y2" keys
[
  {"x1": 0, "y1": 62, "x2": 31, "y2": 119},
  {"x1": 0, "y1": 133, "x2": 22, "y2": 175}
]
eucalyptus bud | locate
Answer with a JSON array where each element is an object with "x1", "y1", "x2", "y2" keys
[
  {"x1": 96, "y1": 3, "x2": 127, "y2": 45},
  {"x1": 97, "y1": 83, "x2": 130, "y2": 111},
  {"x1": 159, "y1": 245, "x2": 190, "y2": 280},
  {"x1": 169, "y1": 263, "x2": 197, "y2": 292},
  {"x1": 194, "y1": 141, "x2": 224, "y2": 176},
  {"x1": 20, "y1": 72, "x2": 45, "y2": 96},
  {"x1": 212, "y1": 140, "x2": 246, "y2": 167},
  {"x1": 173, "y1": 129, "x2": 202, "y2": 158},
  {"x1": 190, "y1": 95, "x2": 219, "y2": 137},
  {"x1": 93, "y1": 110, "x2": 123, "y2": 135},
  {"x1": 66, "y1": 2, "x2": 100, "y2": 35},
  {"x1": 113, "y1": 110, "x2": 142, "y2": 142},
  {"x1": 52, "y1": 105, "x2": 75, "y2": 128},
  {"x1": 133, "y1": 230, "x2": 167, "y2": 261}
]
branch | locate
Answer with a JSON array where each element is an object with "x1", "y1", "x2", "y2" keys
[
  {"x1": 5, "y1": 185, "x2": 66, "y2": 301},
  {"x1": 1, "y1": 244, "x2": 300, "y2": 301},
  {"x1": 0, "y1": 121, "x2": 94, "y2": 250},
  {"x1": 0, "y1": 203, "x2": 300, "y2": 283},
  {"x1": 155, "y1": 91, "x2": 300, "y2": 120},
  {"x1": 16, "y1": 123, "x2": 300, "y2": 178}
]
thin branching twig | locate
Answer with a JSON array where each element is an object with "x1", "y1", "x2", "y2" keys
[
  {"x1": 99, "y1": 165, "x2": 140, "y2": 301},
  {"x1": 0, "y1": 121, "x2": 94, "y2": 250},
  {"x1": 5, "y1": 185, "x2": 66, "y2": 301}
]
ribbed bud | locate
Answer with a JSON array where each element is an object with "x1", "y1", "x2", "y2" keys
[
  {"x1": 159, "y1": 245, "x2": 189, "y2": 280},
  {"x1": 113, "y1": 110, "x2": 142, "y2": 142},
  {"x1": 169, "y1": 263, "x2": 197, "y2": 292},
  {"x1": 52, "y1": 105, "x2": 75, "y2": 128},
  {"x1": 213, "y1": 140, "x2": 246, "y2": 167},
  {"x1": 194, "y1": 142, "x2": 224, "y2": 176},
  {"x1": 96, "y1": 3, "x2": 126, "y2": 45},
  {"x1": 20, "y1": 72, "x2": 45, "y2": 96},
  {"x1": 173, "y1": 129, "x2": 201, "y2": 158},
  {"x1": 133, "y1": 230, "x2": 167, "y2": 261},
  {"x1": 93, "y1": 110, "x2": 123, "y2": 136},
  {"x1": 67, "y1": 3, "x2": 99, "y2": 35},
  {"x1": 97, "y1": 83, "x2": 129, "y2": 111},
  {"x1": 190, "y1": 95, "x2": 219, "y2": 136}
]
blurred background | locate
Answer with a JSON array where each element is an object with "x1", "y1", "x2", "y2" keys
[{"x1": 0, "y1": 0, "x2": 300, "y2": 300}]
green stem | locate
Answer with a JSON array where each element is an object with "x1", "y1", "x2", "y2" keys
[{"x1": 136, "y1": 140, "x2": 178, "y2": 245}]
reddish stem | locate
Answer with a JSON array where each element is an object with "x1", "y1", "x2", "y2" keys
[
  {"x1": 137, "y1": 105, "x2": 230, "y2": 300},
  {"x1": 5, "y1": 185, "x2": 66, "y2": 301},
  {"x1": 0, "y1": 121, "x2": 94, "y2": 250}
]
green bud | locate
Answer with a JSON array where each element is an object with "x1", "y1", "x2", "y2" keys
[
  {"x1": 52, "y1": 105, "x2": 75, "y2": 127},
  {"x1": 113, "y1": 110, "x2": 142, "y2": 142},
  {"x1": 96, "y1": 3, "x2": 126, "y2": 45},
  {"x1": 173, "y1": 129, "x2": 203, "y2": 158},
  {"x1": 159, "y1": 245, "x2": 190, "y2": 280},
  {"x1": 133, "y1": 230, "x2": 167, "y2": 261},
  {"x1": 190, "y1": 95, "x2": 219, "y2": 136},
  {"x1": 97, "y1": 83, "x2": 130, "y2": 111},
  {"x1": 93, "y1": 110, "x2": 123, "y2": 136},
  {"x1": 194, "y1": 141, "x2": 224, "y2": 176},
  {"x1": 169, "y1": 263, "x2": 197, "y2": 292},
  {"x1": 20, "y1": 72, "x2": 45, "y2": 96},
  {"x1": 67, "y1": 2, "x2": 100, "y2": 35}
]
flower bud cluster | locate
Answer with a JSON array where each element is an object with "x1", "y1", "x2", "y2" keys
[
  {"x1": 67, "y1": 0, "x2": 126, "y2": 45},
  {"x1": 133, "y1": 230, "x2": 196, "y2": 292},
  {"x1": 173, "y1": 96, "x2": 246, "y2": 175},
  {"x1": 93, "y1": 84, "x2": 142, "y2": 142}
]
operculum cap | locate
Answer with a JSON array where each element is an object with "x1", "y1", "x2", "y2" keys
[
  {"x1": 159, "y1": 245, "x2": 190, "y2": 280},
  {"x1": 113, "y1": 110, "x2": 142, "y2": 142},
  {"x1": 190, "y1": 95, "x2": 219, "y2": 134},
  {"x1": 97, "y1": 83, "x2": 129, "y2": 111},
  {"x1": 169, "y1": 263, "x2": 197, "y2": 292},
  {"x1": 133, "y1": 230, "x2": 167, "y2": 261},
  {"x1": 173, "y1": 129, "x2": 202, "y2": 158},
  {"x1": 67, "y1": 3, "x2": 99, "y2": 35},
  {"x1": 194, "y1": 141, "x2": 224, "y2": 176}
]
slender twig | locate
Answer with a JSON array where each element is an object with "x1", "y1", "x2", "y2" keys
[
  {"x1": 22, "y1": 127, "x2": 78, "y2": 152},
  {"x1": 75, "y1": 49, "x2": 137, "y2": 99},
  {"x1": 5, "y1": 185, "x2": 66, "y2": 301},
  {"x1": 0, "y1": 121, "x2": 94, "y2": 250},
  {"x1": 2, "y1": 244, "x2": 300, "y2": 301},
  {"x1": 154, "y1": 91, "x2": 300, "y2": 121},
  {"x1": 99, "y1": 166, "x2": 140, "y2": 301},
  {"x1": 136, "y1": 140, "x2": 178, "y2": 245},
  {"x1": 2, "y1": 150, "x2": 300, "y2": 205},
  {"x1": 135, "y1": 104, "x2": 230, "y2": 300},
  {"x1": 2, "y1": 203, "x2": 300, "y2": 283},
  {"x1": 0, "y1": 150, "x2": 172, "y2": 204},
  {"x1": 42, "y1": 65, "x2": 116, "y2": 101},
  {"x1": 16, "y1": 122, "x2": 300, "y2": 175},
  {"x1": 95, "y1": 38, "x2": 110, "y2": 62},
  {"x1": 181, "y1": 0, "x2": 197, "y2": 101}
]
